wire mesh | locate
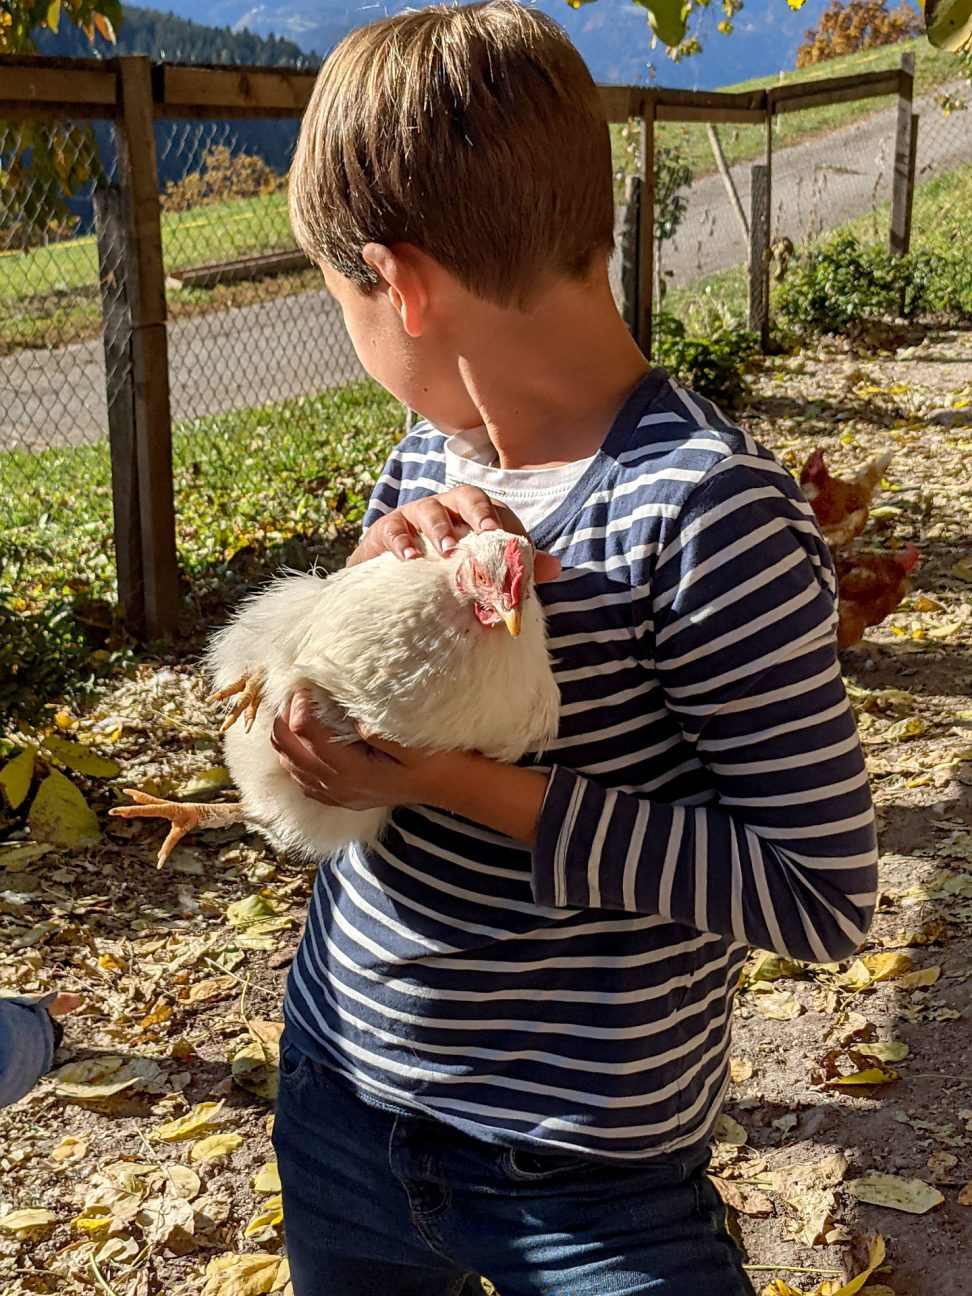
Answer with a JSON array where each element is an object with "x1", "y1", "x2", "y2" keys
[
  {"x1": 0, "y1": 117, "x2": 121, "y2": 659},
  {"x1": 654, "y1": 70, "x2": 972, "y2": 341},
  {"x1": 158, "y1": 117, "x2": 403, "y2": 607}
]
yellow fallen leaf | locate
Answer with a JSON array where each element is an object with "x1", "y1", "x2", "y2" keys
[
  {"x1": 202, "y1": 1252, "x2": 285, "y2": 1296},
  {"x1": 713, "y1": 1176, "x2": 774, "y2": 1216},
  {"x1": 152, "y1": 1101, "x2": 225, "y2": 1143},
  {"x1": 713, "y1": 1114, "x2": 748, "y2": 1146},
  {"x1": 823, "y1": 1233, "x2": 886, "y2": 1296},
  {"x1": 898, "y1": 966, "x2": 941, "y2": 988},
  {"x1": 958, "y1": 1181, "x2": 972, "y2": 1206},
  {"x1": 165, "y1": 1165, "x2": 201, "y2": 1200},
  {"x1": 0, "y1": 842, "x2": 53, "y2": 870},
  {"x1": 27, "y1": 769, "x2": 100, "y2": 847},
  {"x1": 0, "y1": 747, "x2": 36, "y2": 810},
  {"x1": 825, "y1": 1066, "x2": 898, "y2": 1087},
  {"x1": 834, "y1": 959, "x2": 874, "y2": 991},
  {"x1": 883, "y1": 716, "x2": 925, "y2": 742},
  {"x1": 847, "y1": 1174, "x2": 944, "y2": 1214},
  {"x1": 244, "y1": 1193, "x2": 284, "y2": 1239},
  {"x1": 925, "y1": 621, "x2": 965, "y2": 640},
  {"x1": 179, "y1": 975, "x2": 238, "y2": 1004},
  {"x1": 855, "y1": 1041, "x2": 909, "y2": 1063},
  {"x1": 253, "y1": 1161, "x2": 281, "y2": 1194},
  {"x1": 41, "y1": 735, "x2": 121, "y2": 778},
  {"x1": 272, "y1": 1258, "x2": 291, "y2": 1293},
  {"x1": 729, "y1": 1057, "x2": 754, "y2": 1083},
  {"x1": 761, "y1": 1283, "x2": 804, "y2": 1296},
  {"x1": 0, "y1": 1208, "x2": 58, "y2": 1234},
  {"x1": 51, "y1": 1135, "x2": 88, "y2": 1163},
  {"x1": 70, "y1": 1204, "x2": 113, "y2": 1237},
  {"x1": 190, "y1": 1132, "x2": 244, "y2": 1164},
  {"x1": 754, "y1": 989, "x2": 803, "y2": 1020},
  {"x1": 861, "y1": 953, "x2": 915, "y2": 982},
  {"x1": 177, "y1": 766, "x2": 232, "y2": 797}
]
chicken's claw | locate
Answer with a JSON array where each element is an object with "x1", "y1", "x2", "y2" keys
[
  {"x1": 109, "y1": 789, "x2": 245, "y2": 869},
  {"x1": 209, "y1": 671, "x2": 265, "y2": 733}
]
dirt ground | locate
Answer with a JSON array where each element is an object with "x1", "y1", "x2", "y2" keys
[{"x1": 0, "y1": 328, "x2": 970, "y2": 1296}]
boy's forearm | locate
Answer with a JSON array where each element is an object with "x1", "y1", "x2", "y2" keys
[{"x1": 418, "y1": 752, "x2": 550, "y2": 845}]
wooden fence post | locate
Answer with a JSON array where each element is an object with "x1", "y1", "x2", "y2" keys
[
  {"x1": 115, "y1": 55, "x2": 179, "y2": 639},
  {"x1": 94, "y1": 184, "x2": 145, "y2": 638},
  {"x1": 748, "y1": 163, "x2": 770, "y2": 351},
  {"x1": 620, "y1": 174, "x2": 641, "y2": 340},
  {"x1": 637, "y1": 97, "x2": 655, "y2": 359},
  {"x1": 889, "y1": 52, "x2": 917, "y2": 256}
]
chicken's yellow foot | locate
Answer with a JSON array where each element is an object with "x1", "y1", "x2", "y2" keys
[
  {"x1": 209, "y1": 670, "x2": 266, "y2": 733},
  {"x1": 109, "y1": 789, "x2": 246, "y2": 869}
]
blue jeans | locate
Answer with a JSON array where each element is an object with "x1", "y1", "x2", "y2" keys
[{"x1": 272, "y1": 1038, "x2": 756, "y2": 1296}]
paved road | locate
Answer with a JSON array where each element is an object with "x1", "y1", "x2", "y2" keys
[
  {"x1": 0, "y1": 289, "x2": 365, "y2": 452},
  {"x1": 2, "y1": 80, "x2": 969, "y2": 452}
]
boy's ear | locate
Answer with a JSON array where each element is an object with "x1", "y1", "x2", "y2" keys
[{"x1": 362, "y1": 242, "x2": 429, "y2": 339}]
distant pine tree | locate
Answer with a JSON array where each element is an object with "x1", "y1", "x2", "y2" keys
[
  {"x1": 35, "y1": 4, "x2": 315, "y2": 65},
  {"x1": 32, "y1": 7, "x2": 317, "y2": 214}
]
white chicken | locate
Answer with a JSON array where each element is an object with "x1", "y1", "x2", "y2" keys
[{"x1": 111, "y1": 530, "x2": 560, "y2": 865}]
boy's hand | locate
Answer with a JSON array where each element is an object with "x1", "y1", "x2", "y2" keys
[
  {"x1": 347, "y1": 486, "x2": 561, "y2": 582},
  {"x1": 271, "y1": 692, "x2": 448, "y2": 812}
]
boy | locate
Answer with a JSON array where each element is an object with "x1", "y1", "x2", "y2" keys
[{"x1": 269, "y1": 5, "x2": 878, "y2": 1293}]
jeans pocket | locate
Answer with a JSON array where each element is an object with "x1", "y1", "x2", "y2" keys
[
  {"x1": 277, "y1": 1037, "x2": 312, "y2": 1094},
  {"x1": 502, "y1": 1144, "x2": 599, "y2": 1183}
]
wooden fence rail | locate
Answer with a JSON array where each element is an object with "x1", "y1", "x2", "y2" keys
[{"x1": 0, "y1": 53, "x2": 916, "y2": 638}]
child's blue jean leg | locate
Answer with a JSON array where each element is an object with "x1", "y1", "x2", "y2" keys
[{"x1": 273, "y1": 1037, "x2": 756, "y2": 1296}]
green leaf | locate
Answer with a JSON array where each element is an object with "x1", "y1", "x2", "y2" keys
[
  {"x1": 0, "y1": 747, "x2": 36, "y2": 810},
  {"x1": 45, "y1": 0, "x2": 60, "y2": 33},
  {"x1": 924, "y1": 0, "x2": 972, "y2": 51},
  {"x1": 643, "y1": 0, "x2": 689, "y2": 46},
  {"x1": 27, "y1": 769, "x2": 100, "y2": 846},
  {"x1": 42, "y1": 735, "x2": 121, "y2": 778}
]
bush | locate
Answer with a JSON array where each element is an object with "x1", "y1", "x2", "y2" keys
[
  {"x1": 653, "y1": 316, "x2": 759, "y2": 409},
  {"x1": 162, "y1": 146, "x2": 286, "y2": 213},
  {"x1": 776, "y1": 233, "x2": 972, "y2": 336}
]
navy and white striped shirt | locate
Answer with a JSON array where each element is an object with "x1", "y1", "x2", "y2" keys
[{"x1": 284, "y1": 369, "x2": 877, "y2": 1161}]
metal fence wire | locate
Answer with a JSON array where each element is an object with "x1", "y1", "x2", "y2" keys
[{"x1": 651, "y1": 74, "x2": 972, "y2": 338}]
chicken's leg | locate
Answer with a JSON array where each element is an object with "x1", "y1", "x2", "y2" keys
[
  {"x1": 110, "y1": 789, "x2": 249, "y2": 869},
  {"x1": 209, "y1": 670, "x2": 265, "y2": 733}
]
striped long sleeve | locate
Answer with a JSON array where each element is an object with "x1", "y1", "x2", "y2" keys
[
  {"x1": 284, "y1": 372, "x2": 879, "y2": 1161},
  {"x1": 532, "y1": 457, "x2": 878, "y2": 962}
]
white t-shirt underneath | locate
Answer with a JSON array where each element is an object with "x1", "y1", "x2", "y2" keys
[{"x1": 444, "y1": 426, "x2": 595, "y2": 534}]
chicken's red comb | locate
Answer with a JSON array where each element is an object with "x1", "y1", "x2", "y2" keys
[
  {"x1": 800, "y1": 448, "x2": 827, "y2": 482},
  {"x1": 897, "y1": 544, "x2": 920, "y2": 574},
  {"x1": 502, "y1": 537, "x2": 526, "y2": 606}
]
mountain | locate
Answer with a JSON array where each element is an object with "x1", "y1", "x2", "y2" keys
[{"x1": 118, "y1": 0, "x2": 838, "y2": 89}]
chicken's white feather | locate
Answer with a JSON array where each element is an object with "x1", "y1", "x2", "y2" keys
[{"x1": 206, "y1": 530, "x2": 560, "y2": 861}]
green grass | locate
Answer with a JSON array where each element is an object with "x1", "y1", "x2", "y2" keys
[
  {"x1": 0, "y1": 379, "x2": 403, "y2": 721},
  {"x1": 0, "y1": 190, "x2": 292, "y2": 306}
]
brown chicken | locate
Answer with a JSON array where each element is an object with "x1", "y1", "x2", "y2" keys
[
  {"x1": 800, "y1": 447, "x2": 893, "y2": 549},
  {"x1": 834, "y1": 545, "x2": 920, "y2": 650}
]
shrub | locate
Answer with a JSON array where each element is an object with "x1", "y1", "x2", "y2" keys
[
  {"x1": 776, "y1": 233, "x2": 972, "y2": 335},
  {"x1": 653, "y1": 316, "x2": 759, "y2": 409},
  {"x1": 162, "y1": 146, "x2": 287, "y2": 213}
]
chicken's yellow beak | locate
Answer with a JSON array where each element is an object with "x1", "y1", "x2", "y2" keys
[{"x1": 499, "y1": 606, "x2": 521, "y2": 637}]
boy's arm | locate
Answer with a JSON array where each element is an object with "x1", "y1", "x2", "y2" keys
[{"x1": 528, "y1": 461, "x2": 877, "y2": 964}]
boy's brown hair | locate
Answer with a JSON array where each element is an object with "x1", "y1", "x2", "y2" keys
[{"x1": 289, "y1": 1, "x2": 614, "y2": 306}]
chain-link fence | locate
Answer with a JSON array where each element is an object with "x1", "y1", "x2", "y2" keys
[
  {"x1": 2, "y1": 55, "x2": 964, "y2": 652},
  {"x1": 650, "y1": 59, "x2": 972, "y2": 340}
]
